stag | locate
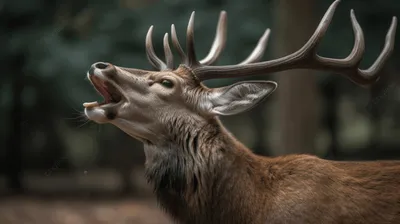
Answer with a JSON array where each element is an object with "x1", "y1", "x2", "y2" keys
[{"x1": 83, "y1": 1, "x2": 399, "y2": 223}]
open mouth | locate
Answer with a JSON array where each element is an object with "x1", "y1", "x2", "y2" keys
[{"x1": 83, "y1": 74, "x2": 122, "y2": 109}]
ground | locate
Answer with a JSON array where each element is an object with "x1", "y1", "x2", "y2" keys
[{"x1": 0, "y1": 196, "x2": 173, "y2": 224}]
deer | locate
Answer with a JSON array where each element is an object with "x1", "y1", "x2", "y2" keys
[{"x1": 82, "y1": 0, "x2": 399, "y2": 223}]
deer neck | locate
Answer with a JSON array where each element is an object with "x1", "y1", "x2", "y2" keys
[
  {"x1": 143, "y1": 117, "x2": 230, "y2": 191},
  {"x1": 143, "y1": 116, "x2": 261, "y2": 223}
]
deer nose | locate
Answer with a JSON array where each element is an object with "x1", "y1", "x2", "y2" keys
[{"x1": 89, "y1": 62, "x2": 110, "y2": 75}]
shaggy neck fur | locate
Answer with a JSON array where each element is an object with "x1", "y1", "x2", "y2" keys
[
  {"x1": 140, "y1": 114, "x2": 400, "y2": 224},
  {"x1": 143, "y1": 116, "x2": 264, "y2": 224}
]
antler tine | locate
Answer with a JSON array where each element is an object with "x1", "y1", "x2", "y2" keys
[
  {"x1": 239, "y1": 29, "x2": 271, "y2": 65},
  {"x1": 186, "y1": 12, "x2": 198, "y2": 67},
  {"x1": 297, "y1": 0, "x2": 340, "y2": 54},
  {"x1": 146, "y1": 26, "x2": 168, "y2": 70},
  {"x1": 171, "y1": 11, "x2": 227, "y2": 67},
  {"x1": 316, "y1": 10, "x2": 365, "y2": 67},
  {"x1": 163, "y1": 33, "x2": 174, "y2": 69},
  {"x1": 171, "y1": 24, "x2": 187, "y2": 64},
  {"x1": 312, "y1": 9, "x2": 366, "y2": 82},
  {"x1": 199, "y1": 11, "x2": 228, "y2": 65},
  {"x1": 192, "y1": 0, "x2": 397, "y2": 88},
  {"x1": 359, "y1": 17, "x2": 397, "y2": 78}
]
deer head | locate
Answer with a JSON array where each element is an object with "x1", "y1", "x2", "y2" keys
[{"x1": 83, "y1": 0, "x2": 397, "y2": 146}]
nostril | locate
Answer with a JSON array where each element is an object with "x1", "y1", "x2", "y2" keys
[
  {"x1": 94, "y1": 62, "x2": 109, "y2": 69},
  {"x1": 88, "y1": 62, "x2": 113, "y2": 75}
]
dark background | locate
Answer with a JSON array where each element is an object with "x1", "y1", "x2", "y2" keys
[{"x1": 1, "y1": 0, "x2": 399, "y2": 223}]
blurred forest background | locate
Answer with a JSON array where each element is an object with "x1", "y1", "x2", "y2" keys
[{"x1": 0, "y1": 0, "x2": 399, "y2": 223}]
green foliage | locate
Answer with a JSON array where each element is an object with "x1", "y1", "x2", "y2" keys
[{"x1": 1, "y1": 0, "x2": 399, "y2": 167}]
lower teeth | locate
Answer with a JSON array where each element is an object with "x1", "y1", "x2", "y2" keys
[{"x1": 83, "y1": 101, "x2": 99, "y2": 108}]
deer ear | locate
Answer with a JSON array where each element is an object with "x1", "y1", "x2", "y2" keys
[{"x1": 208, "y1": 81, "x2": 277, "y2": 116}]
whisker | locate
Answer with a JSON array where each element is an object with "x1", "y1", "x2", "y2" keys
[
  {"x1": 96, "y1": 124, "x2": 103, "y2": 132},
  {"x1": 63, "y1": 115, "x2": 85, "y2": 120},
  {"x1": 76, "y1": 119, "x2": 91, "y2": 129}
]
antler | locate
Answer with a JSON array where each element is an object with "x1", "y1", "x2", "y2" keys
[
  {"x1": 192, "y1": 0, "x2": 397, "y2": 87},
  {"x1": 145, "y1": 11, "x2": 271, "y2": 71},
  {"x1": 145, "y1": 0, "x2": 397, "y2": 87}
]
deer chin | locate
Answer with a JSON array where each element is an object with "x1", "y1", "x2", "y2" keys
[{"x1": 84, "y1": 103, "x2": 121, "y2": 123}]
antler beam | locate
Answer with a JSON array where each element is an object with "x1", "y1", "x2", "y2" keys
[{"x1": 192, "y1": 0, "x2": 397, "y2": 87}]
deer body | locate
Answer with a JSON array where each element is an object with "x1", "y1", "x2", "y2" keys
[
  {"x1": 144, "y1": 116, "x2": 400, "y2": 224},
  {"x1": 82, "y1": 1, "x2": 398, "y2": 223}
]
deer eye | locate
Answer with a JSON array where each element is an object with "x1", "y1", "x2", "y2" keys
[{"x1": 160, "y1": 79, "x2": 174, "y2": 88}]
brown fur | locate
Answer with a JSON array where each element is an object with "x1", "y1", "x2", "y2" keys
[{"x1": 143, "y1": 118, "x2": 400, "y2": 224}]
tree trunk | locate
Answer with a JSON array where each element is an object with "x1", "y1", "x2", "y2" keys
[
  {"x1": 5, "y1": 54, "x2": 25, "y2": 194},
  {"x1": 323, "y1": 80, "x2": 338, "y2": 159},
  {"x1": 273, "y1": 0, "x2": 319, "y2": 155}
]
